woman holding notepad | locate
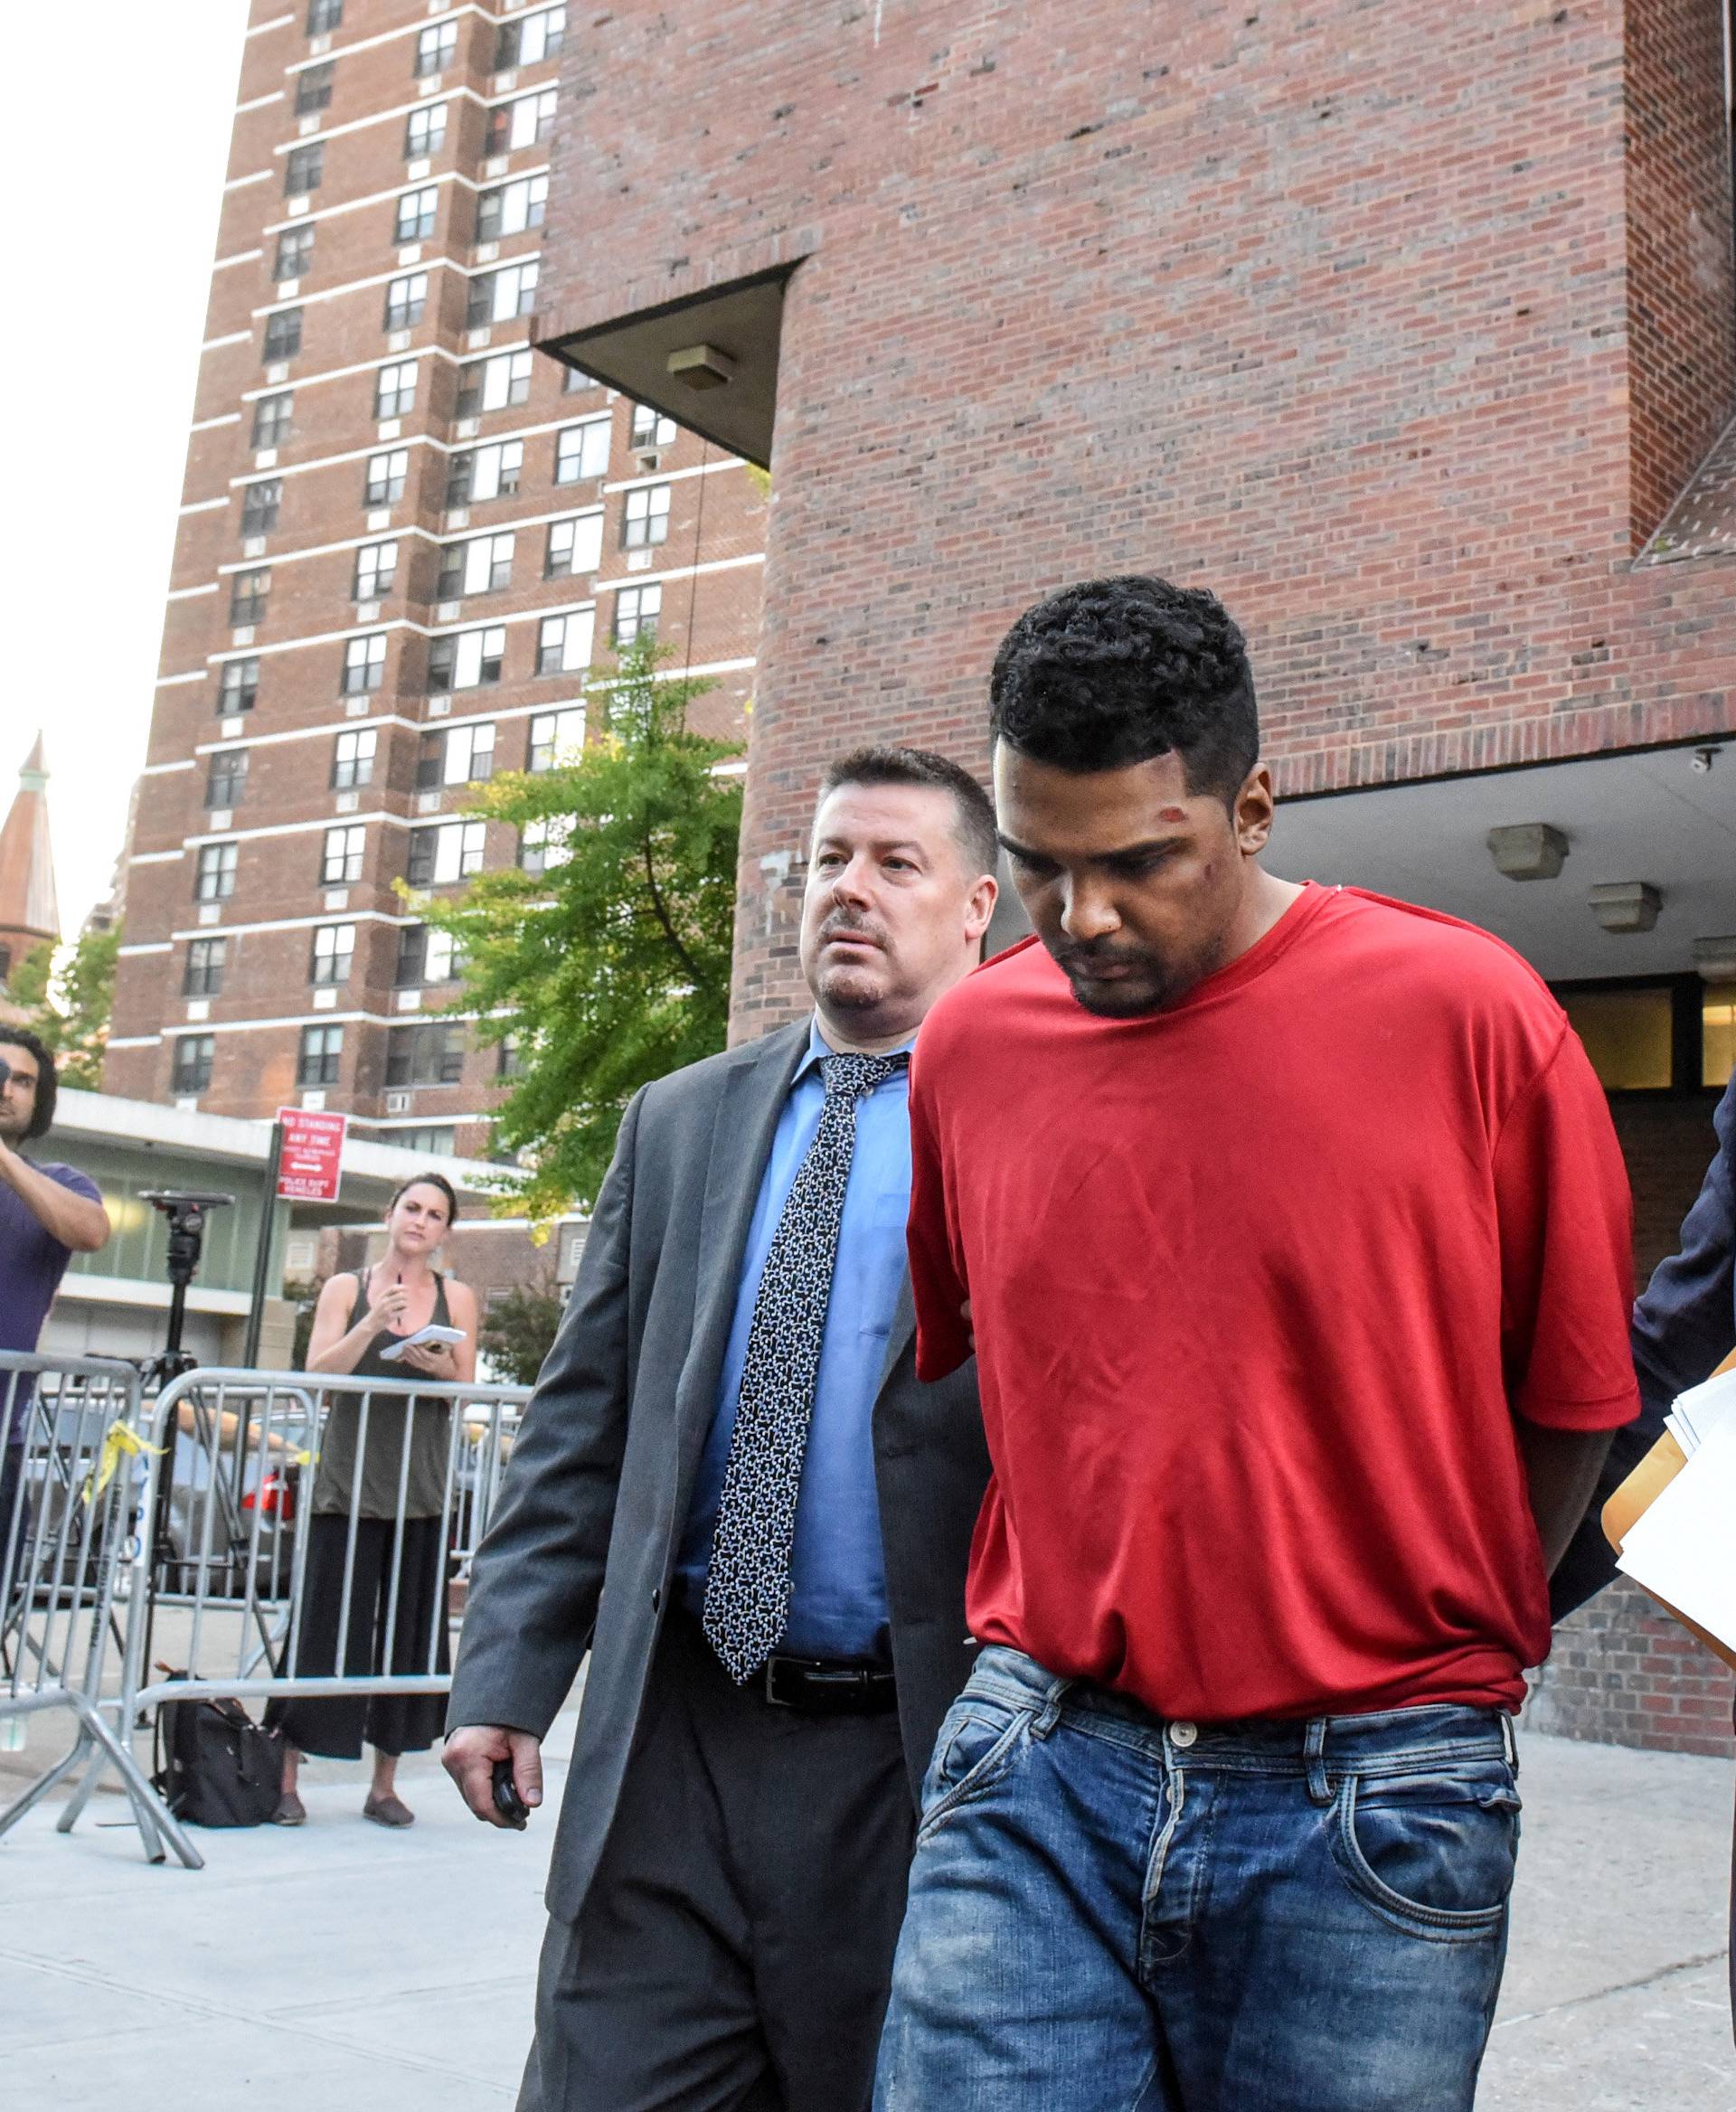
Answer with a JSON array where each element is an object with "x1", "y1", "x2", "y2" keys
[{"x1": 269, "y1": 1172, "x2": 480, "y2": 1828}]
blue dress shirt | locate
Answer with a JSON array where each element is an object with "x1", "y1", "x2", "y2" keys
[{"x1": 677, "y1": 1017, "x2": 914, "y2": 1663}]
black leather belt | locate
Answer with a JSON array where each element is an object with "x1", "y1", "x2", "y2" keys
[{"x1": 761, "y1": 1653, "x2": 898, "y2": 1716}]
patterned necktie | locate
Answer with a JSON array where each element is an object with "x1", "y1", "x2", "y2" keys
[{"x1": 703, "y1": 1051, "x2": 903, "y2": 1683}]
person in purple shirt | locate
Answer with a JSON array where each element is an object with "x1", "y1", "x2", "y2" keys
[{"x1": 0, "y1": 1028, "x2": 111, "y2": 1542}]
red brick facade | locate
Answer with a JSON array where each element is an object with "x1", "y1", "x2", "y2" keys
[{"x1": 109, "y1": 0, "x2": 766, "y2": 1155}]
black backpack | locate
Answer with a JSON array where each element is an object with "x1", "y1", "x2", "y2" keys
[{"x1": 153, "y1": 1674, "x2": 284, "y2": 1828}]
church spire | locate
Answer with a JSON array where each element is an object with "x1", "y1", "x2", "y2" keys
[{"x1": 0, "y1": 733, "x2": 60, "y2": 984}]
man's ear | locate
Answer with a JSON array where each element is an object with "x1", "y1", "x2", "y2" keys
[
  {"x1": 1233, "y1": 764, "x2": 1277, "y2": 856},
  {"x1": 965, "y1": 872, "x2": 998, "y2": 943}
]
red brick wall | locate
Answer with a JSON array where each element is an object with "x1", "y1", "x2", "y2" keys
[
  {"x1": 535, "y1": 0, "x2": 1736, "y2": 1041},
  {"x1": 1526, "y1": 1578, "x2": 1734, "y2": 1758}
]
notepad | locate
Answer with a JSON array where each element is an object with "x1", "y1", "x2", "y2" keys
[{"x1": 377, "y1": 1324, "x2": 466, "y2": 1362}]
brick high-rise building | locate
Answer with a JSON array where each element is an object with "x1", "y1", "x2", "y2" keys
[
  {"x1": 108, "y1": 0, "x2": 766, "y2": 1161},
  {"x1": 524, "y1": 0, "x2": 1736, "y2": 1756}
]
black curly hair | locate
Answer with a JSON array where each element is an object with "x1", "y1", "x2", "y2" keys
[
  {"x1": 989, "y1": 575, "x2": 1259, "y2": 805},
  {"x1": 0, "y1": 1025, "x2": 58, "y2": 1143}
]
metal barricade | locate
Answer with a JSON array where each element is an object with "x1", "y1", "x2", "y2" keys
[
  {"x1": 0, "y1": 1350, "x2": 194, "y2": 1866},
  {"x1": 86, "y1": 1367, "x2": 527, "y2": 1867}
]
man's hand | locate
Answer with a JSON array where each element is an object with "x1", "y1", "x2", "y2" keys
[{"x1": 444, "y1": 1723, "x2": 543, "y2": 1826}]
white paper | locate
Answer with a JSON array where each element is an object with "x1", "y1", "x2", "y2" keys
[
  {"x1": 1669, "y1": 1367, "x2": 1736, "y2": 1456},
  {"x1": 378, "y1": 1324, "x2": 465, "y2": 1363},
  {"x1": 1617, "y1": 1413, "x2": 1736, "y2": 1649}
]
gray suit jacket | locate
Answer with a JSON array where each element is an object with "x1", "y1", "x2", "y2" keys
[{"x1": 447, "y1": 1019, "x2": 990, "y2": 1924}]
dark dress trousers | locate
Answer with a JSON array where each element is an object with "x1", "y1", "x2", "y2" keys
[{"x1": 447, "y1": 1021, "x2": 989, "y2": 2107}]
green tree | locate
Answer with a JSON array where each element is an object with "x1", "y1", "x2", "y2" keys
[
  {"x1": 5, "y1": 926, "x2": 120, "y2": 1090},
  {"x1": 477, "y1": 1265, "x2": 567, "y2": 1386},
  {"x1": 417, "y1": 633, "x2": 742, "y2": 1218}
]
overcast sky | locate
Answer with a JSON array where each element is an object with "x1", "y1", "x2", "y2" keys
[{"x1": 5, "y1": 2, "x2": 251, "y2": 940}]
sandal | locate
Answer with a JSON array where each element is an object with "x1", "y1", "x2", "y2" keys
[
  {"x1": 363, "y1": 1792, "x2": 415, "y2": 1828},
  {"x1": 271, "y1": 1791, "x2": 307, "y2": 1827}
]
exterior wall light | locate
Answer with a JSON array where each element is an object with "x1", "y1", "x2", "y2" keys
[
  {"x1": 1692, "y1": 935, "x2": 1736, "y2": 980},
  {"x1": 1589, "y1": 882, "x2": 1662, "y2": 934},
  {"x1": 667, "y1": 344, "x2": 737, "y2": 391},
  {"x1": 1486, "y1": 822, "x2": 1569, "y2": 881}
]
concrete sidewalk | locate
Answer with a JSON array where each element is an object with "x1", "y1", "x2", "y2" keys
[{"x1": 2, "y1": 1724, "x2": 1731, "y2": 2110}]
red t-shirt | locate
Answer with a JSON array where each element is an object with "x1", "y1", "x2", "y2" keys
[{"x1": 908, "y1": 883, "x2": 1639, "y2": 1721}]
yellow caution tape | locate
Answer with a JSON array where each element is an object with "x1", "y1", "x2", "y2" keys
[{"x1": 83, "y1": 1421, "x2": 167, "y2": 1507}]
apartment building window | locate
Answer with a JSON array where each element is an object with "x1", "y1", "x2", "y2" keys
[
  {"x1": 554, "y1": 418, "x2": 610, "y2": 486},
  {"x1": 375, "y1": 361, "x2": 418, "y2": 420},
  {"x1": 273, "y1": 225, "x2": 313, "y2": 281},
  {"x1": 363, "y1": 448, "x2": 409, "y2": 506},
  {"x1": 386, "y1": 1021, "x2": 466, "y2": 1088},
  {"x1": 407, "y1": 819, "x2": 486, "y2": 885},
  {"x1": 466, "y1": 260, "x2": 539, "y2": 329},
  {"x1": 321, "y1": 824, "x2": 367, "y2": 886},
  {"x1": 297, "y1": 1023, "x2": 344, "y2": 1088},
  {"x1": 284, "y1": 144, "x2": 324, "y2": 196},
  {"x1": 263, "y1": 309, "x2": 302, "y2": 363},
  {"x1": 172, "y1": 1035, "x2": 215, "y2": 1094},
  {"x1": 295, "y1": 61, "x2": 335, "y2": 116},
  {"x1": 474, "y1": 175, "x2": 548, "y2": 243},
  {"x1": 519, "y1": 818, "x2": 571, "y2": 876},
  {"x1": 495, "y1": 4, "x2": 565, "y2": 68},
  {"x1": 350, "y1": 541, "x2": 395, "y2": 603},
  {"x1": 438, "y1": 532, "x2": 514, "y2": 599},
  {"x1": 241, "y1": 479, "x2": 281, "y2": 536},
  {"x1": 394, "y1": 187, "x2": 439, "y2": 244},
  {"x1": 404, "y1": 104, "x2": 446, "y2": 159},
  {"x1": 458, "y1": 348, "x2": 532, "y2": 418},
  {"x1": 486, "y1": 88, "x2": 557, "y2": 156},
  {"x1": 427, "y1": 626, "x2": 505, "y2": 693},
  {"x1": 195, "y1": 843, "x2": 238, "y2": 901},
  {"x1": 414, "y1": 21, "x2": 457, "y2": 77},
  {"x1": 218, "y1": 658, "x2": 259, "y2": 713},
  {"x1": 545, "y1": 513, "x2": 603, "y2": 580},
  {"x1": 613, "y1": 581, "x2": 662, "y2": 645},
  {"x1": 630, "y1": 404, "x2": 678, "y2": 450},
  {"x1": 535, "y1": 609, "x2": 594, "y2": 676},
  {"x1": 621, "y1": 483, "x2": 671, "y2": 549},
  {"x1": 229, "y1": 568, "x2": 269, "y2": 625},
  {"x1": 390, "y1": 1123, "x2": 458, "y2": 1155},
  {"x1": 342, "y1": 633, "x2": 387, "y2": 694},
  {"x1": 497, "y1": 1034, "x2": 524, "y2": 1078},
  {"x1": 395, "y1": 923, "x2": 461, "y2": 985},
  {"x1": 445, "y1": 439, "x2": 521, "y2": 506},
  {"x1": 331, "y1": 727, "x2": 376, "y2": 789},
  {"x1": 205, "y1": 750, "x2": 248, "y2": 807},
  {"x1": 562, "y1": 362, "x2": 599, "y2": 394},
  {"x1": 310, "y1": 922, "x2": 355, "y2": 985},
  {"x1": 306, "y1": 0, "x2": 342, "y2": 32},
  {"x1": 183, "y1": 938, "x2": 226, "y2": 998},
  {"x1": 383, "y1": 273, "x2": 428, "y2": 331},
  {"x1": 527, "y1": 707, "x2": 584, "y2": 772},
  {"x1": 418, "y1": 721, "x2": 495, "y2": 788},
  {"x1": 250, "y1": 394, "x2": 293, "y2": 451}
]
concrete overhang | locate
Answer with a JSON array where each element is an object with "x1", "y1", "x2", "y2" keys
[
  {"x1": 1267, "y1": 740, "x2": 1736, "y2": 982},
  {"x1": 53, "y1": 1089, "x2": 509, "y2": 1222},
  {"x1": 537, "y1": 265, "x2": 791, "y2": 470}
]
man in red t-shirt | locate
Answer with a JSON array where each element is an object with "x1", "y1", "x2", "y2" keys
[{"x1": 873, "y1": 577, "x2": 1639, "y2": 2112}]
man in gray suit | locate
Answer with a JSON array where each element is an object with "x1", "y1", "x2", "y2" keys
[{"x1": 445, "y1": 746, "x2": 999, "y2": 2112}]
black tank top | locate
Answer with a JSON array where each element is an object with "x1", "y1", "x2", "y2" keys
[{"x1": 310, "y1": 1268, "x2": 456, "y2": 1519}]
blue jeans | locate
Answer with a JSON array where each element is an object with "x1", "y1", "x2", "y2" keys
[{"x1": 874, "y1": 1647, "x2": 1519, "y2": 2112}]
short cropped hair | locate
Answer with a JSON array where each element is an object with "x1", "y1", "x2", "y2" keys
[
  {"x1": 0, "y1": 1026, "x2": 58, "y2": 1142},
  {"x1": 989, "y1": 575, "x2": 1259, "y2": 804},
  {"x1": 816, "y1": 746, "x2": 998, "y2": 881}
]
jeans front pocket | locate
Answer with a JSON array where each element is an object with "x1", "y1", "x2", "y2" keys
[
  {"x1": 917, "y1": 1692, "x2": 1032, "y2": 1839},
  {"x1": 1330, "y1": 1764, "x2": 1521, "y2": 1940}
]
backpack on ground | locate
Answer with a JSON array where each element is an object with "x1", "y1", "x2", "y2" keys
[{"x1": 151, "y1": 1671, "x2": 284, "y2": 1827}]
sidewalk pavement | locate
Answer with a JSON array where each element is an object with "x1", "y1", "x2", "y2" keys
[{"x1": 2, "y1": 1722, "x2": 1731, "y2": 2110}]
